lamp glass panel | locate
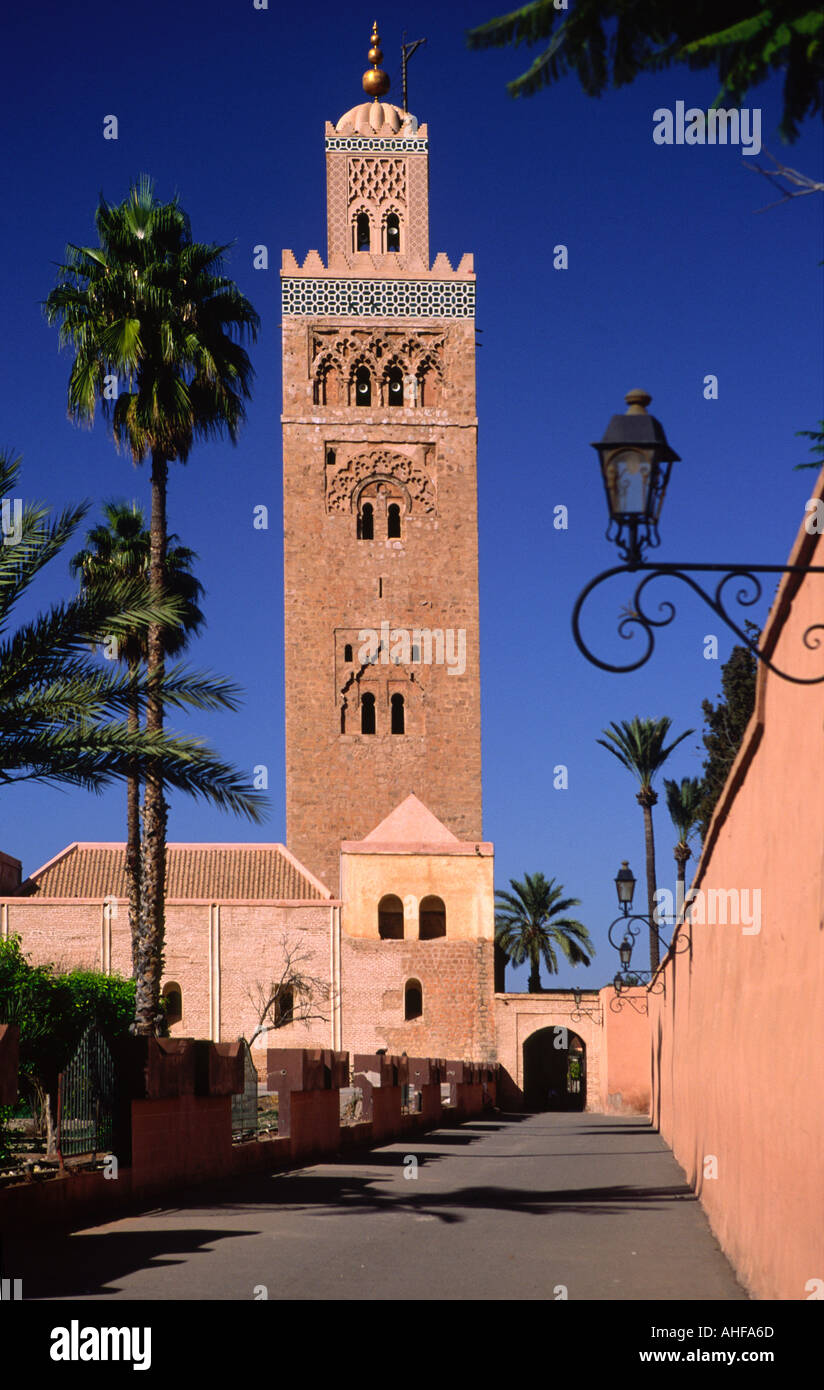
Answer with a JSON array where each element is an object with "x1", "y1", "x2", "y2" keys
[{"x1": 605, "y1": 450, "x2": 652, "y2": 519}]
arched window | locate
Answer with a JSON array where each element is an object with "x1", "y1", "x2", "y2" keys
[
  {"x1": 419, "y1": 896, "x2": 446, "y2": 940},
  {"x1": 404, "y1": 978, "x2": 423, "y2": 1020},
  {"x1": 387, "y1": 503, "x2": 401, "y2": 538},
  {"x1": 355, "y1": 366, "x2": 371, "y2": 406},
  {"x1": 162, "y1": 982, "x2": 182, "y2": 1025},
  {"x1": 391, "y1": 692, "x2": 405, "y2": 734},
  {"x1": 344, "y1": 643, "x2": 353, "y2": 663},
  {"x1": 378, "y1": 894, "x2": 404, "y2": 939},
  {"x1": 387, "y1": 366, "x2": 404, "y2": 407},
  {"x1": 386, "y1": 213, "x2": 400, "y2": 253},
  {"x1": 274, "y1": 985, "x2": 294, "y2": 1025},
  {"x1": 361, "y1": 691, "x2": 376, "y2": 734},
  {"x1": 356, "y1": 212, "x2": 370, "y2": 251},
  {"x1": 358, "y1": 502, "x2": 374, "y2": 540},
  {"x1": 418, "y1": 365, "x2": 441, "y2": 407}
]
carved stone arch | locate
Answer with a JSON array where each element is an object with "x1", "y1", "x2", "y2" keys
[
  {"x1": 380, "y1": 353, "x2": 410, "y2": 407},
  {"x1": 417, "y1": 352, "x2": 444, "y2": 407},
  {"x1": 313, "y1": 350, "x2": 344, "y2": 406},
  {"x1": 326, "y1": 448, "x2": 436, "y2": 515},
  {"x1": 352, "y1": 475, "x2": 413, "y2": 515},
  {"x1": 381, "y1": 205, "x2": 403, "y2": 253},
  {"x1": 352, "y1": 204, "x2": 374, "y2": 253},
  {"x1": 348, "y1": 352, "x2": 379, "y2": 406}
]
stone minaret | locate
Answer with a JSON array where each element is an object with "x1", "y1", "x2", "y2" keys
[{"x1": 281, "y1": 25, "x2": 482, "y2": 890}]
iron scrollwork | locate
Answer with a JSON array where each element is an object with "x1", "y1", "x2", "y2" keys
[{"x1": 572, "y1": 561, "x2": 824, "y2": 685}]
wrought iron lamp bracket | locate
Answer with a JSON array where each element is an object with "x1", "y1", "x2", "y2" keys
[{"x1": 572, "y1": 560, "x2": 824, "y2": 684}]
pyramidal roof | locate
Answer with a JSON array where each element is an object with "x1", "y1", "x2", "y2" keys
[{"x1": 361, "y1": 794, "x2": 462, "y2": 848}]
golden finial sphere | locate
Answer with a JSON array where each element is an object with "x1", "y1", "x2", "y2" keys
[
  {"x1": 363, "y1": 66, "x2": 391, "y2": 97},
  {"x1": 362, "y1": 19, "x2": 390, "y2": 99}
]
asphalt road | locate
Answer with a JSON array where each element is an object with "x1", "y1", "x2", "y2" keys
[{"x1": 6, "y1": 1112, "x2": 748, "y2": 1301}]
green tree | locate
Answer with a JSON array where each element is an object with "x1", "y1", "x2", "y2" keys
[
  {"x1": 0, "y1": 935, "x2": 136, "y2": 1156},
  {"x1": 495, "y1": 872, "x2": 594, "y2": 992},
  {"x1": 597, "y1": 717, "x2": 693, "y2": 971},
  {"x1": 45, "y1": 176, "x2": 260, "y2": 1035},
  {"x1": 697, "y1": 642, "x2": 758, "y2": 837},
  {"x1": 663, "y1": 775, "x2": 704, "y2": 908},
  {"x1": 71, "y1": 501, "x2": 205, "y2": 973},
  {"x1": 0, "y1": 450, "x2": 262, "y2": 810},
  {"x1": 467, "y1": 2, "x2": 823, "y2": 140}
]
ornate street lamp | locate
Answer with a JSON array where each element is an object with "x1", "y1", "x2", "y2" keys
[
  {"x1": 570, "y1": 984, "x2": 600, "y2": 1023},
  {"x1": 594, "y1": 389, "x2": 679, "y2": 567},
  {"x1": 614, "y1": 860, "x2": 636, "y2": 913},
  {"x1": 606, "y1": 860, "x2": 690, "y2": 1011},
  {"x1": 572, "y1": 390, "x2": 824, "y2": 683}
]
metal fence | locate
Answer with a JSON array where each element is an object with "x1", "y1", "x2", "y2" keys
[
  {"x1": 56, "y1": 1027, "x2": 116, "y2": 1162},
  {"x1": 231, "y1": 1038, "x2": 259, "y2": 1140}
]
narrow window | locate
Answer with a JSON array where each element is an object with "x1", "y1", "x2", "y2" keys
[
  {"x1": 358, "y1": 502, "x2": 374, "y2": 540},
  {"x1": 162, "y1": 982, "x2": 182, "y2": 1025},
  {"x1": 344, "y1": 643, "x2": 353, "y2": 663},
  {"x1": 419, "y1": 895, "x2": 446, "y2": 940},
  {"x1": 391, "y1": 692, "x2": 405, "y2": 735},
  {"x1": 361, "y1": 691, "x2": 376, "y2": 735},
  {"x1": 386, "y1": 213, "x2": 400, "y2": 253},
  {"x1": 387, "y1": 366, "x2": 403, "y2": 407},
  {"x1": 404, "y1": 979, "x2": 423, "y2": 1020},
  {"x1": 355, "y1": 366, "x2": 371, "y2": 405},
  {"x1": 356, "y1": 213, "x2": 370, "y2": 251},
  {"x1": 387, "y1": 503, "x2": 401, "y2": 538},
  {"x1": 340, "y1": 703, "x2": 346, "y2": 734},
  {"x1": 274, "y1": 985, "x2": 294, "y2": 1025},
  {"x1": 378, "y1": 894, "x2": 404, "y2": 940}
]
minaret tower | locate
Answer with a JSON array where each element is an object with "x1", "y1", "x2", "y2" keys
[{"x1": 281, "y1": 25, "x2": 482, "y2": 890}]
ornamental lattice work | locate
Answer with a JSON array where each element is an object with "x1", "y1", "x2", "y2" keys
[
  {"x1": 282, "y1": 278, "x2": 475, "y2": 319},
  {"x1": 310, "y1": 329, "x2": 445, "y2": 378},
  {"x1": 348, "y1": 156, "x2": 407, "y2": 207},
  {"x1": 325, "y1": 448, "x2": 436, "y2": 514},
  {"x1": 326, "y1": 136, "x2": 428, "y2": 153}
]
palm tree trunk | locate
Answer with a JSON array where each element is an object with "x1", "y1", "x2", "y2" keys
[
  {"x1": 639, "y1": 795, "x2": 660, "y2": 973},
  {"x1": 126, "y1": 664, "x2": 141, "y2": 978},
  {"x1": 674, "y1": 843, "x2": 691, "y2": 921},
  {"x1": 528, "y1": 958, "x2": 542, "y2": 993},
  {"x1": 136, "y1": 451, "x2": 168, "y2": 1035}
]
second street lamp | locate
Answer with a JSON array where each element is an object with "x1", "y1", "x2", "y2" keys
[{"x1": 607, "y1": 859, "x2": 690, "y2": 1010}]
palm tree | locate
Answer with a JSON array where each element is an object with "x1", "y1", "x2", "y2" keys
[
  {"x1": 597, "y1": 717, "x2": 694, "y2": 972},
  {"x1": 664, "y1": 775, "x2": 704, "y2": 915},
  {"x1": 71, "y1": 501, "x2": 205, "y2": 972},
  {"x1": 0, "y1": 451, "x2": 267, "y2": 816},
  {"x1": 45, "y1": 176, "x2": 260, "y2": 1033},
  {"x1": 495, "y1": 872, "x2": 594, "y2": 993}
]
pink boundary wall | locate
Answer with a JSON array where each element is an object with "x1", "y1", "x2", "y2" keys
[{"x1": 650, "y1": 471, "x2": 824, "y2": 1301}]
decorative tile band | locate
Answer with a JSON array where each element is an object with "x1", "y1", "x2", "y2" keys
[
  {"x1": 282, "y1": 277, "x2": 475, "y2": 319},
  {"x1": 326, "y1": 137, "x2": 429, "y2": 153}
]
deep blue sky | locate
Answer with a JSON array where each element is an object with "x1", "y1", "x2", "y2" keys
[{"x1": 3, "y1": 1, "x2": 822, "y2": 989}]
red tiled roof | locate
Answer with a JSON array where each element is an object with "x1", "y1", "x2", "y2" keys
[{"x1": 22, "y1": 844, "x2": 329, "y2": 902}]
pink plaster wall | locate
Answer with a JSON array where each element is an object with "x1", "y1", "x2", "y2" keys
[
  {"x1": 598, "y1": 987, "x2": 650, "y2": 1114},
  {"x1": 651, "y1": 480, "x2": 824, "y2": 1301}
]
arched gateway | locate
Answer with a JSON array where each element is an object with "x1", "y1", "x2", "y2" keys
[{"x1": 522, "y1": 1027, "x2": 587, "y2": 1111}]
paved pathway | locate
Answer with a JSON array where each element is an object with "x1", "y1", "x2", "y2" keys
[{"x1": 7, "y1": 1113, "x2": 748, "y2": 1301}]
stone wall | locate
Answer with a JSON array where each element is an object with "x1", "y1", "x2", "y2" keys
[{"x1": 650, "y1": 478, "x2": 824, "y2": 1301}]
